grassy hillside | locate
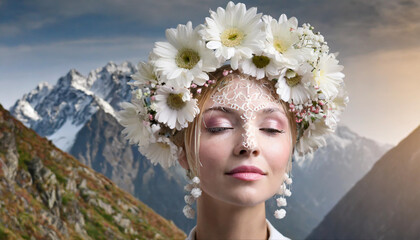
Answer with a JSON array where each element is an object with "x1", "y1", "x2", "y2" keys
[{"x1": 0, "y1": 104, "x2": 186, "y2": 240}]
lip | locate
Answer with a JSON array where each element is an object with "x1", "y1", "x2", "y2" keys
[{"x1": 226, "y1": 165, "x2": 266, "y2": 181}]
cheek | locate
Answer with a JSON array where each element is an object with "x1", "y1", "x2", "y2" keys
[
  {"x1": 261, "y1": 137, "x2": 291, "y2": 173},
  {"x1": 197, "y1": 136, "x2": 229, "y2": 180}
]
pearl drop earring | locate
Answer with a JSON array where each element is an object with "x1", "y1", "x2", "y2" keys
[
  {"x1": 274, "y1": 172, "x2": 292, "y2": 219},
  {"x1": 183, "y1": 176, "x2": 202, "y2": 219}
]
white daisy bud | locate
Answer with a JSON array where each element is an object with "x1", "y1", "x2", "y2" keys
[
  {"x1": 192, "y1": 176, "x2": 200, "y2": 184},
  {"x1": 191, "y1": 187, "x2": 202, "y2": 198},
  {"x1": 277, "y1": 183, "x2": 286, "y2": 195},
  {"x1": 276, "y1": 197, "x2": 287, "y2": 207},
  {"x1": 134, "y1": 89, "x2": 143, "y2": 99},
  {"x1": 184, "y1": 195, "x2": 194, "y2": 205},
  {"x1": 150, "y1": 103, "x2": 157, "y2": 111},
  {"x1": 284, "y1": 189, "x2": 292, "y2": 197},
  {"x1": 183, "y1": 205, "x2": 195, "y2": 219},
  {"x1": 274, "y1": 209, "x2": 286, "y2": 219}
]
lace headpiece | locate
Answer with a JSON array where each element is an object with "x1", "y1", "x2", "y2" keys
[{"x1": 118, "y1": 1, "x2": 348, "y2": 168}]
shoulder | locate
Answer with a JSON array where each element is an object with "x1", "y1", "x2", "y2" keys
[
  {"x1": 267, "y1": 219, "x2": 291, "y2": 240},
  {"x1": 186, "y1": 221, "x2": 291, "y2": 240}
]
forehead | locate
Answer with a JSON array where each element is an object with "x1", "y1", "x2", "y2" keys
[{"x1": 205, "y1": 76, "x2": 281, "y2": 111}]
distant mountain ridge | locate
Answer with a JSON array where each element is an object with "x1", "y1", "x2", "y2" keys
[
  {"x1": 0, "y1": 104, "x2": 186, "y2": 239},
  {"x1": 10, "y1": 62, "x2": 134, "y2": 151},
  {"x1": 307, "y1": 125, "x2": 420, "y2": 239}
]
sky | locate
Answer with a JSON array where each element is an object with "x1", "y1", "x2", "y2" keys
[{"x1": 1, "y1": 0, "x2": 420, "y2": 145}]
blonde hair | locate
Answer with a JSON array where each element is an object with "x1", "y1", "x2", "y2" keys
[{"x1": 173, "y1": 66, "x2": 297, "y2": 178}]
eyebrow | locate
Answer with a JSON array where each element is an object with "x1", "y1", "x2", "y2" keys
[
  {"x1": 204, "y1": 106, "x2": 286, "y2": 116},
  {"x1": 204, "y1": 106, "x2": 235, "y2": 114},
  {"x1": 261, "y1": 107, "x2": 286, "y2": 116}
]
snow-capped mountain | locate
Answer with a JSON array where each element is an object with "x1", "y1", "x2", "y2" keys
[
  {"x1": 10, "y1": 62, "x2": 134, "y2": 151},
  {"x1": 10, "y1": 82, "x2": 53, "y2": 125}
]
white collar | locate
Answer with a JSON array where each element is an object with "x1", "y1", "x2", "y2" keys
[{"x1": 186, "y1": 219, "x2": 291, "y2": 240}]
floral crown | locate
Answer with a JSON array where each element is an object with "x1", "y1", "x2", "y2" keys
[{"x1": 118, "y1": 1, "x2": 348, "y2": 168}]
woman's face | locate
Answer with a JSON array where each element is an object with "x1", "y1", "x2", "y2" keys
[{"x1": 197, "y1": 76, "x2": 292, "y2": 206}]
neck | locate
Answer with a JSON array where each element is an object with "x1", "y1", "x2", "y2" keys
[{"x1": 195, "y1": 191, "x2": 268, "y2": 240}]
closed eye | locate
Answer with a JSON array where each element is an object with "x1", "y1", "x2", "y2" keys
[
  {"x1": 260, "y1": 128, "x2": 285, "y2": 134},
  {"x1": 206, "y1": 127, "x2": 234, "y2": 133}
]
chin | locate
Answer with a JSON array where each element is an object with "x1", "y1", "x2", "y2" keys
[{"x1": 222, "y1": 188, "x2": 273, "y2": 207}]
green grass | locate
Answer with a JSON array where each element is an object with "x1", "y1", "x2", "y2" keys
[
  {"x1": 62, "y1": 192, "x2": 75, "y2": 206},
  {"x1": 17, "y1": 146, "x2": 31, "y2": 172},
  {"x1": 95, "y1": 206, "x2": 113, "y2": 224},
  {"x1": 47, "y1": 165, "x2": 67, "y2": 185},
  {"x1": 0, "y1": 225, "x2": 9, "y2": 239},
  {"x1": 85, "y1": 219, "x2": 107, "y2": 240}
]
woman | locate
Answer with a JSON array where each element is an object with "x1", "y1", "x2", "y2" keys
[{"x1": 118, "y1": 2, "x2": 347, "y2": 239}]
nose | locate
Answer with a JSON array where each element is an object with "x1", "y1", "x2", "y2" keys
[{"x1": 234, "y1": 140, "x2": 260, "y2": 157}]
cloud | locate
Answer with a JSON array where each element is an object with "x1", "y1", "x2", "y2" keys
[
  {"x1": 0, "y1": 0, "x2": 226, "y2": 37},
  {"x1": 0, "y1": 36, "x2": 159, "y2": 70},
  {"x1": 257, "y1": 0, "x2": 420, "y2": 56},
  {"x1": 341, "y1": 46, "x2": 420, "y2": 145},
  {"x1": 2, "y1": 0, "x2": 420, "y2": 57}
]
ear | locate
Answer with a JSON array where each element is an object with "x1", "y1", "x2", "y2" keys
[{"x1": 178, "y1": 148, "x2": 189, "y2": 170}]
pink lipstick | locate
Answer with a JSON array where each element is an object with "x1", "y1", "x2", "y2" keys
[{"x1": 226, "y1": 166, "x2": 266, "y2": 181}]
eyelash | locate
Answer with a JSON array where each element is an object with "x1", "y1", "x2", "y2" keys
[
  {"x1": 206, "y1": 127, "x2": 285, "y2": 134},
  {"x1": 260, "y1": 128, "x2": 285, "y2": 135},
  {"x1": 206, "y1": 127, "x2": 234, "y2": 133}
]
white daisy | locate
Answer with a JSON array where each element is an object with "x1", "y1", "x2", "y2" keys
[
  {"x1": 314, "y1": 53, "x2": 345, "y2": 99},
  {"x1": 264, "y1": 14, "x2": 311, "y2": 67},
  {"x1": 296, "y1": 120, "x2": 333, "y2": 156},
  {"x1": 324, "y1": 88, "x2": 349, "y2": 129},
  {"x1": 239, "y1": 50, "x2": 280, "y2": 80},
  {"x1": 153, "y1": 21, "x2": 219, "y2": 88},
  {"x1": 139, "y1": 136, "x2": 178, "y2": 168},
  {"x1": 200, "y1": 1, "x2": 265, "y2": 70},
  {"x1": 118, "y1": 101, "x2": 151, "y2": 147},
  {"x1": 275, "y1": 63, "x2": 314, "y2": 104},
  {"x1": 154, "y1": 86, "x2": 199, "y2": 130},
  {"x1": 130, "y1": 61, "x2": 157, "y2": 88}
]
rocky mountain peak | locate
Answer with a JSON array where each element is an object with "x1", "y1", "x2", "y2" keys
[
  {"x1": 57, "y1": 69, "x2": 87, "y2": 89},
  {"x1": 9, "y1": 62, "x2": 135, "y2": 150}
]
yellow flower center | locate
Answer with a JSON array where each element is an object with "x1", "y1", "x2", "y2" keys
[
  {"x1": 157, "y1": 142, "x2": 170, "y2": 149},
  {"x1": 221, "y1": 28, "x2": 245, "y2": 47},
  {"x1": 273, "y1": 38, "x2": 288, "y2": 53},
  {"x1": 167, "y1": 93, "x2": 186, "y2": 110},
  {"x1": 252, "y1": 55, "x2": 270, "y2": 69},
  {"x1": 316, "y1": 69, "x2": 326, "y2": 85},
  {"x1": 176, "y1": 49, "x2": 200, "y2": 69},
  {"x1": 285, "y1": 70, "x2": 302, "y2": 87}
]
